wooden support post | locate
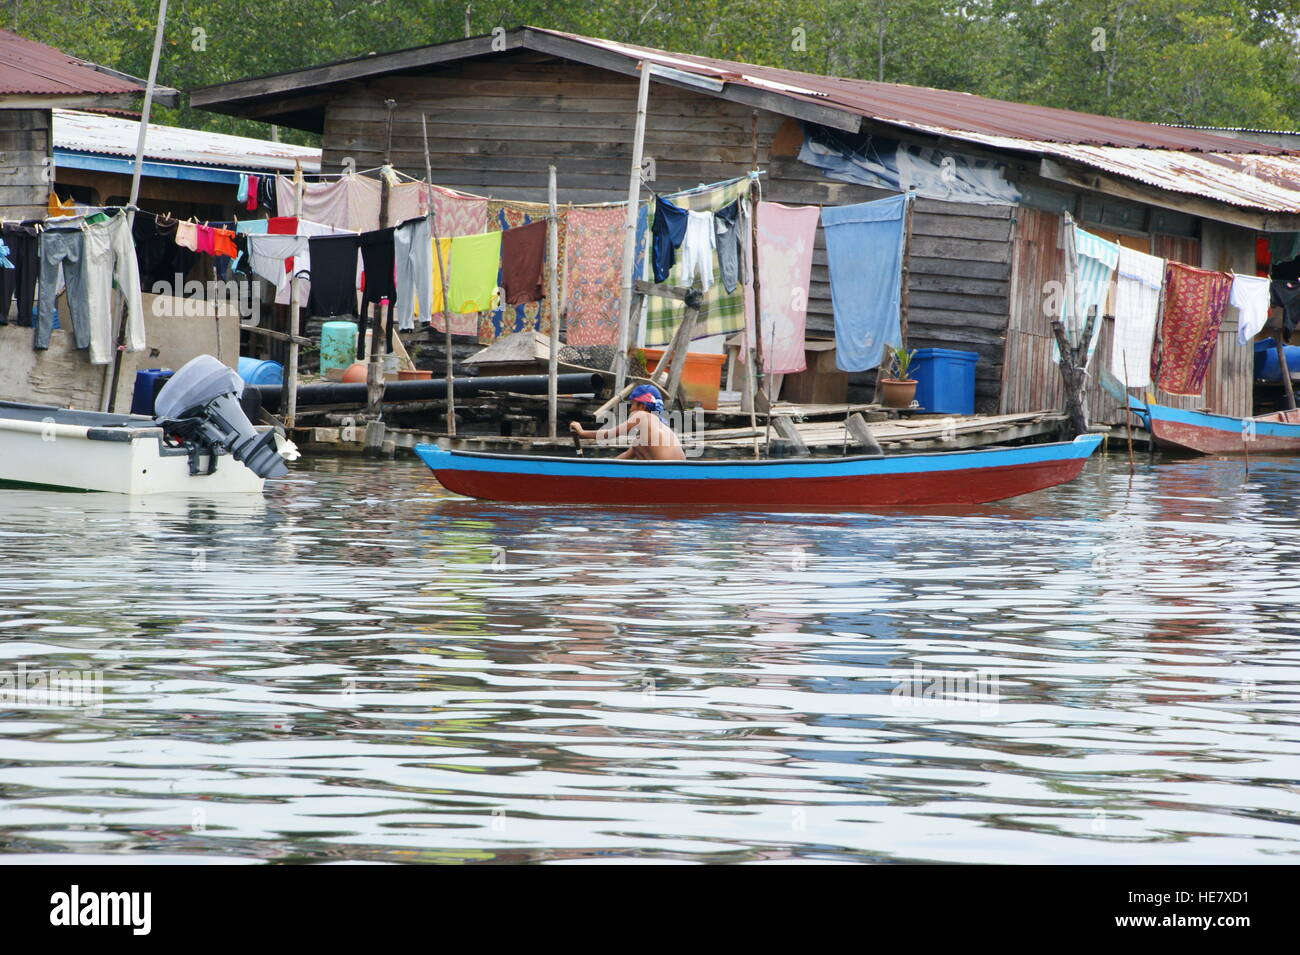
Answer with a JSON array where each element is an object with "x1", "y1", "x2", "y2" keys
[
  {"x1": 1051, "y1": 304, "x2": 1098, "y2": 436},
  {"x1": 662, "y1": 289, "x2": 702, "y2": 409},
  {"x1": 615, "y1": 62, "x2": 651, "y2": 395},
  {"x1": 284, "y1": 161, "x2": 304, "y2": 428},
  {"x1": 1274, "y1": 326, "x2": 1297, "y2": 411},
  {"x1": 547, "y1": 165, "x2": 560, "y2": 438},
  {"x1": 421, "y1": 113, "x2": 456, "y2": 437},
  {"x1": 845, "y1": 413, "x2": 884, "y2": 455},
  {"x1": 771, "y1": 415, "x2": 809, "y2": 456}
]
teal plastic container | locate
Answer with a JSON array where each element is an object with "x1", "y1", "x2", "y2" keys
[
  {"x1": 320, "y1": 321, "x2": 359, "y2": 376},
  {"x1": 237, "y1": 356, "x2": 283, "y2": 386}
]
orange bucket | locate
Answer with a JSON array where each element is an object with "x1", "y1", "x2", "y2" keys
[
  {"x1": 641, "y1": 349, "x2": 726, "y2": 410},
  {"x1": 398, "y1": 368, "x2": 433, "y2": 380}
]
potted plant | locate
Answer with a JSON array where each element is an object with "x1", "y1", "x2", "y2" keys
[{"x1": 879, "y1": 346, "x2": 918, "y2": 409}]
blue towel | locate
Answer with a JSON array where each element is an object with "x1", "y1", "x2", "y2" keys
[
  {"x1": 651, "y1": 195, "x2": 689, "y2": 283},
  {"x1": 821, "y1": 194, "x2": 909, "y2": 372}
]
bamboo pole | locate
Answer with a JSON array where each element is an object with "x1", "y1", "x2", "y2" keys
[
  {"x1": 421, "y1": 113, "x2": 456, "y2": 436},
  {"x1": 285, "y1": 161, "x2": 303, "y2": 428},
  {"x1": 614, "y1": 61, "x2": 651, "y2": 395},
  {"x1": 547, "y1": 165, "x2": 560, "y2": 438},
  {"x1": 104, "y1": 0, "x2": 168, "y2": 413}
]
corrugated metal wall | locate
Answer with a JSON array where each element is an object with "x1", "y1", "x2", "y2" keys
[{"x1": 1001, "y1": 207, "x2": 1251, "y2": 422}]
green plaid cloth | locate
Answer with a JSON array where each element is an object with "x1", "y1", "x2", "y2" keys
[{"x1": 645, "y1": 177, "x2": 753, "y2": 346}]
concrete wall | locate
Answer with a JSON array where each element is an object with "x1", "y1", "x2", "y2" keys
[{"x1": 0, "y1": 293, "x2": 239, "y2": 411}]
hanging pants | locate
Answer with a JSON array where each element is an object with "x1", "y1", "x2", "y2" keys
[
  {"x1": 393, "y1": 217, "x2": 432, "y2": 330},
  {"x1": 36, "y1": 229, "x2": 91, "y2": 352},
  {"x1": 83, "y1": 215, "x2": 146, "y2": 365},
  {"x1": 0, "y1": 223, "x2": 39, "y2": 326}
]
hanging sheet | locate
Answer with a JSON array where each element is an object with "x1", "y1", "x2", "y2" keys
[
  {"x1": 753, "y1": 201, "x2": 820, "y2": 375},
  {"x1": 1110, "y1": 246, "x2": 1164, "y2": 388},
  {"x1": 645, "y1": 177, "x2": 752, "y2": 347},
  {"x1": 1155, "y1": 262, "x2": 1233, "y2": 397}
]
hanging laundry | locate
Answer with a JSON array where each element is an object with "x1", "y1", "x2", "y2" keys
[
  {"x1": 1155, "y1": 262, "x2": 1233, "y2": 396},
  {"x1": 1065, "y1": 225, "x2": 1120, "y2": 358},
  {"x1": 276, "y1": 176, "x2": 351, "y2": 232},
  {"x1": 211, "y1": 228, "x2": 238, "y2": 259},
  {"x1": 0, "y1": 223, "x2": 39, "y2": 326},
  {"x1": 820, "y1": 194, "x2": 909, "y2": 372},
  {"x1": 645, "y1": 179, "x2": 750, "y2": 347},
  {"x1": 174, "y1": 221, "x2": 199, "y2": 252},
  {"x1": 448, "y1": 231, "x2": 501, "y2": 314},
  {"x1": 230, "y1": 218, "x2": 268, "y2": 274},
  {"x1": 1110, "y1": 247, "x2": 1164, "y2": 388},
  {"x1": 431, "y1": 187, "x2": 488, "y2": 238},
  {"x1": 82, "y1": 214, "x2": 145, "y2": 365},
  {"x1": 307, "y1": 233, "x2": 361, "y2": 318},
  {"x1": 754, "y1": 201, "x2": 820, "y2": 375},
  {"x1": 36, "y1": 228, "x2": 91, "y2": 352},
  {"x1": 359, "y1": 227, "x2": 397, "y2": 309},
  {"x1": 1230, "y1": 273, "x2": 1272, "y2": 345},
  {"x1": 479, "y1": 200, "x2": 566, "y2": 341},
  {"x1": 246, "y1": 175, "x2": 260, "y2": 211},
  {"x1": 388, "y1": 181, "x2": 429, "y2": 226},
  {"x1": 393, "y1": 216, "x2": 432, "y2": 330},
  {"x1": 244, "y1": 234, "x2": 310, "y2": 292},
  {"x1": 500, "y1": 220, "x2": 547, "y2": 305},
  {"x1": 429, "y1": 237, "x2": 473, "y2": 331},
  {"x1": 678, "y1": 210, "x2": 716, "y2": 291},
  {"x1": 651, "y1": 195, "x2": 688, "y2": 282},
  {"x1": 0, "y1": 241, "x2": 10, "y2": 270},
  {"x1": 1272, "y1": 279, "x2": 1300, "y2": 335},
  {"x1": 237, "y1": 174, "x2": 249, "y2": 206},
  {"x1": 713, "y1": 201, "x2": 743, "y2": 293},
  {"x1": 564, "y1": 206, "x2": 626, "y2": 347},
  {"x1": 258, "y1": 174, "x2": 276, "y2": 215},
  {"x1": 195, "y1": 224, "x2": 216, "y2": 256},
  {"x1": 136, "y1": 215, "x2": 196, "y2": 290}
]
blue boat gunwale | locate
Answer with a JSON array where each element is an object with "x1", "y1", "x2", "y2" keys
[
  {"x1": 1126, "y1": 394, "x2": 1300, "y2": 437},
  {"x1": 415, "y1": 434, "x2": 1102, "y2": 482}
]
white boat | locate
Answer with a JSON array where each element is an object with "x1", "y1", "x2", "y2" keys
[{"x1": 0, "y1": 355, "x2": 295, "y2": 495}]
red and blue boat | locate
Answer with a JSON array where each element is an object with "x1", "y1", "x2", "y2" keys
[
  {"x1": 1127, "y1": 395, "x2": 1300, "y2": 455},
  {"x1": 414, "y1": 434, "x2": 1102, "y2": 508}
]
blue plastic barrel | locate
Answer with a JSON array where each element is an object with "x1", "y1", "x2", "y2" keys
[
  {"x1": 130, "y1": 368, "x2": 173, "y2": 416},
  {"x1": 237, "y1": 356, "x2": 284, "y2": 386},
  {"x1": 1253, "y1": 339, "x2": 1300, "y2": 381},
  {"x1": 911, "y1": 348, "x2": 978, "y2": 415}
]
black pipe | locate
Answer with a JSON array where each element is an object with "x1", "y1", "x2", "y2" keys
[{"x1": 251, "y1": 373, "x2": 605, "y2": 412}]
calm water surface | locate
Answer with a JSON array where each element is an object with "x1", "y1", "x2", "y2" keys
[{"x1": 1, "y1": 452, "x2": 1298, "y2": 864}]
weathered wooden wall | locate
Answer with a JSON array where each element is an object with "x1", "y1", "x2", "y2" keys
[
  {"x1": 1001, "y1": 206, "x2": 1252, "y2": 423},
  {"x1": 0, "y1": 108, "x2": 51, "y2": 220},
  {"x1": 321, "y1": 53, "x2": 782, "y2": 203},
  {"x1": 320, "y1": 58, "x2": 1016, "y2": 409}
]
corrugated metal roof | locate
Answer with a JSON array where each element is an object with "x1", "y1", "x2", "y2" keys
[
  {"x1": 53, "y1": 108, "x2": 320, "y2": 173},
  {"x1": 0, "y1": 29, "x2": 143, "y2": 96},
  {"x1": 539, "y1": 28, "x2": 1283, "y2": 155}
]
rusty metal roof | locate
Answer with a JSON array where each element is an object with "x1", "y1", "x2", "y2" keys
[
  {"x1": 54, "y1": 108, "x2": 320, "y2": 172},
  {"x1": 538, "y1": 28, "x2": 1283, "y2": 155},
  {"x1": 0, "y1": 29, "x2": 144, "y2": 97}
]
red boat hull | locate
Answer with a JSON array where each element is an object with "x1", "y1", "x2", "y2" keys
[
  {"x1": 430, "y1": 455, "x2": 1091, "y2": 508},
  {"x1": 1144, "y1": 405, "x2": 1300, "y2": 455}
]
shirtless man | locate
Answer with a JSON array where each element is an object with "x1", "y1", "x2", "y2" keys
[{"x1": 569, "y1": 384, "x2": 686, "y2": 461}]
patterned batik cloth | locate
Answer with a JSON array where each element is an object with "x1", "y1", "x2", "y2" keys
[
  {"x1": 477, "y1": 200, "x2": 568, "y2": 342},
  {"x1": 645, "y1": 177, "x2": 753, "y2": 347},
  {"x1": 753, "y1": 201, "x2": 820, "y2": 374},
  {"x1": 1154, "y1": 262, "x2": 1233, "y2": 397},
  {"x1": 563, "y1": 206, "x2": 626, "y2": 346}
]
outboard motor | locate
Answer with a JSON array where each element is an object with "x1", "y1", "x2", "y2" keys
[{"x1": 153, "y1": 355, "x2": 292, "y2": 479}]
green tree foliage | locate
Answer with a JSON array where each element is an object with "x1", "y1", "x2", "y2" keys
[{"x1": 10, "y1": 0, "x2": 1300, "y2": 143}]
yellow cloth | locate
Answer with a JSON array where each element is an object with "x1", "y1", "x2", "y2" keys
[
  {"x1": 429, "y1": 236, "x2": 452, "y2": 313},
  {"x1": 448, "y1": 231, "x2": 502, "y2": 314},
  {"x1": 47, "y1": 192, "x2": 76, "y2": 217}
]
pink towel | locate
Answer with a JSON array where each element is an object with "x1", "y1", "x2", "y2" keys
[{"x1": 755, "y1": 201, "x2": 820, "y2": 374}]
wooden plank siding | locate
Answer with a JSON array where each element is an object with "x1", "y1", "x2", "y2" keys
[
  {"x1": 0, "y1": 108, "x2": 51, "y2": 221},
  {"x1": 1001, "y1": 207, "x2": 1251, "y2": 424},
  {"x1": 318, "y1": 54, "x2": 1018, "y2": 410}
]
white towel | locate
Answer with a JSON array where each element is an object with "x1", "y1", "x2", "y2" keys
[
  {"x1": 1230, "y1": 273, "x2": 1271, "y2": 345},
  {"x1": 1110, "y1": 247, "x2": 1164, "y2": 388}
]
